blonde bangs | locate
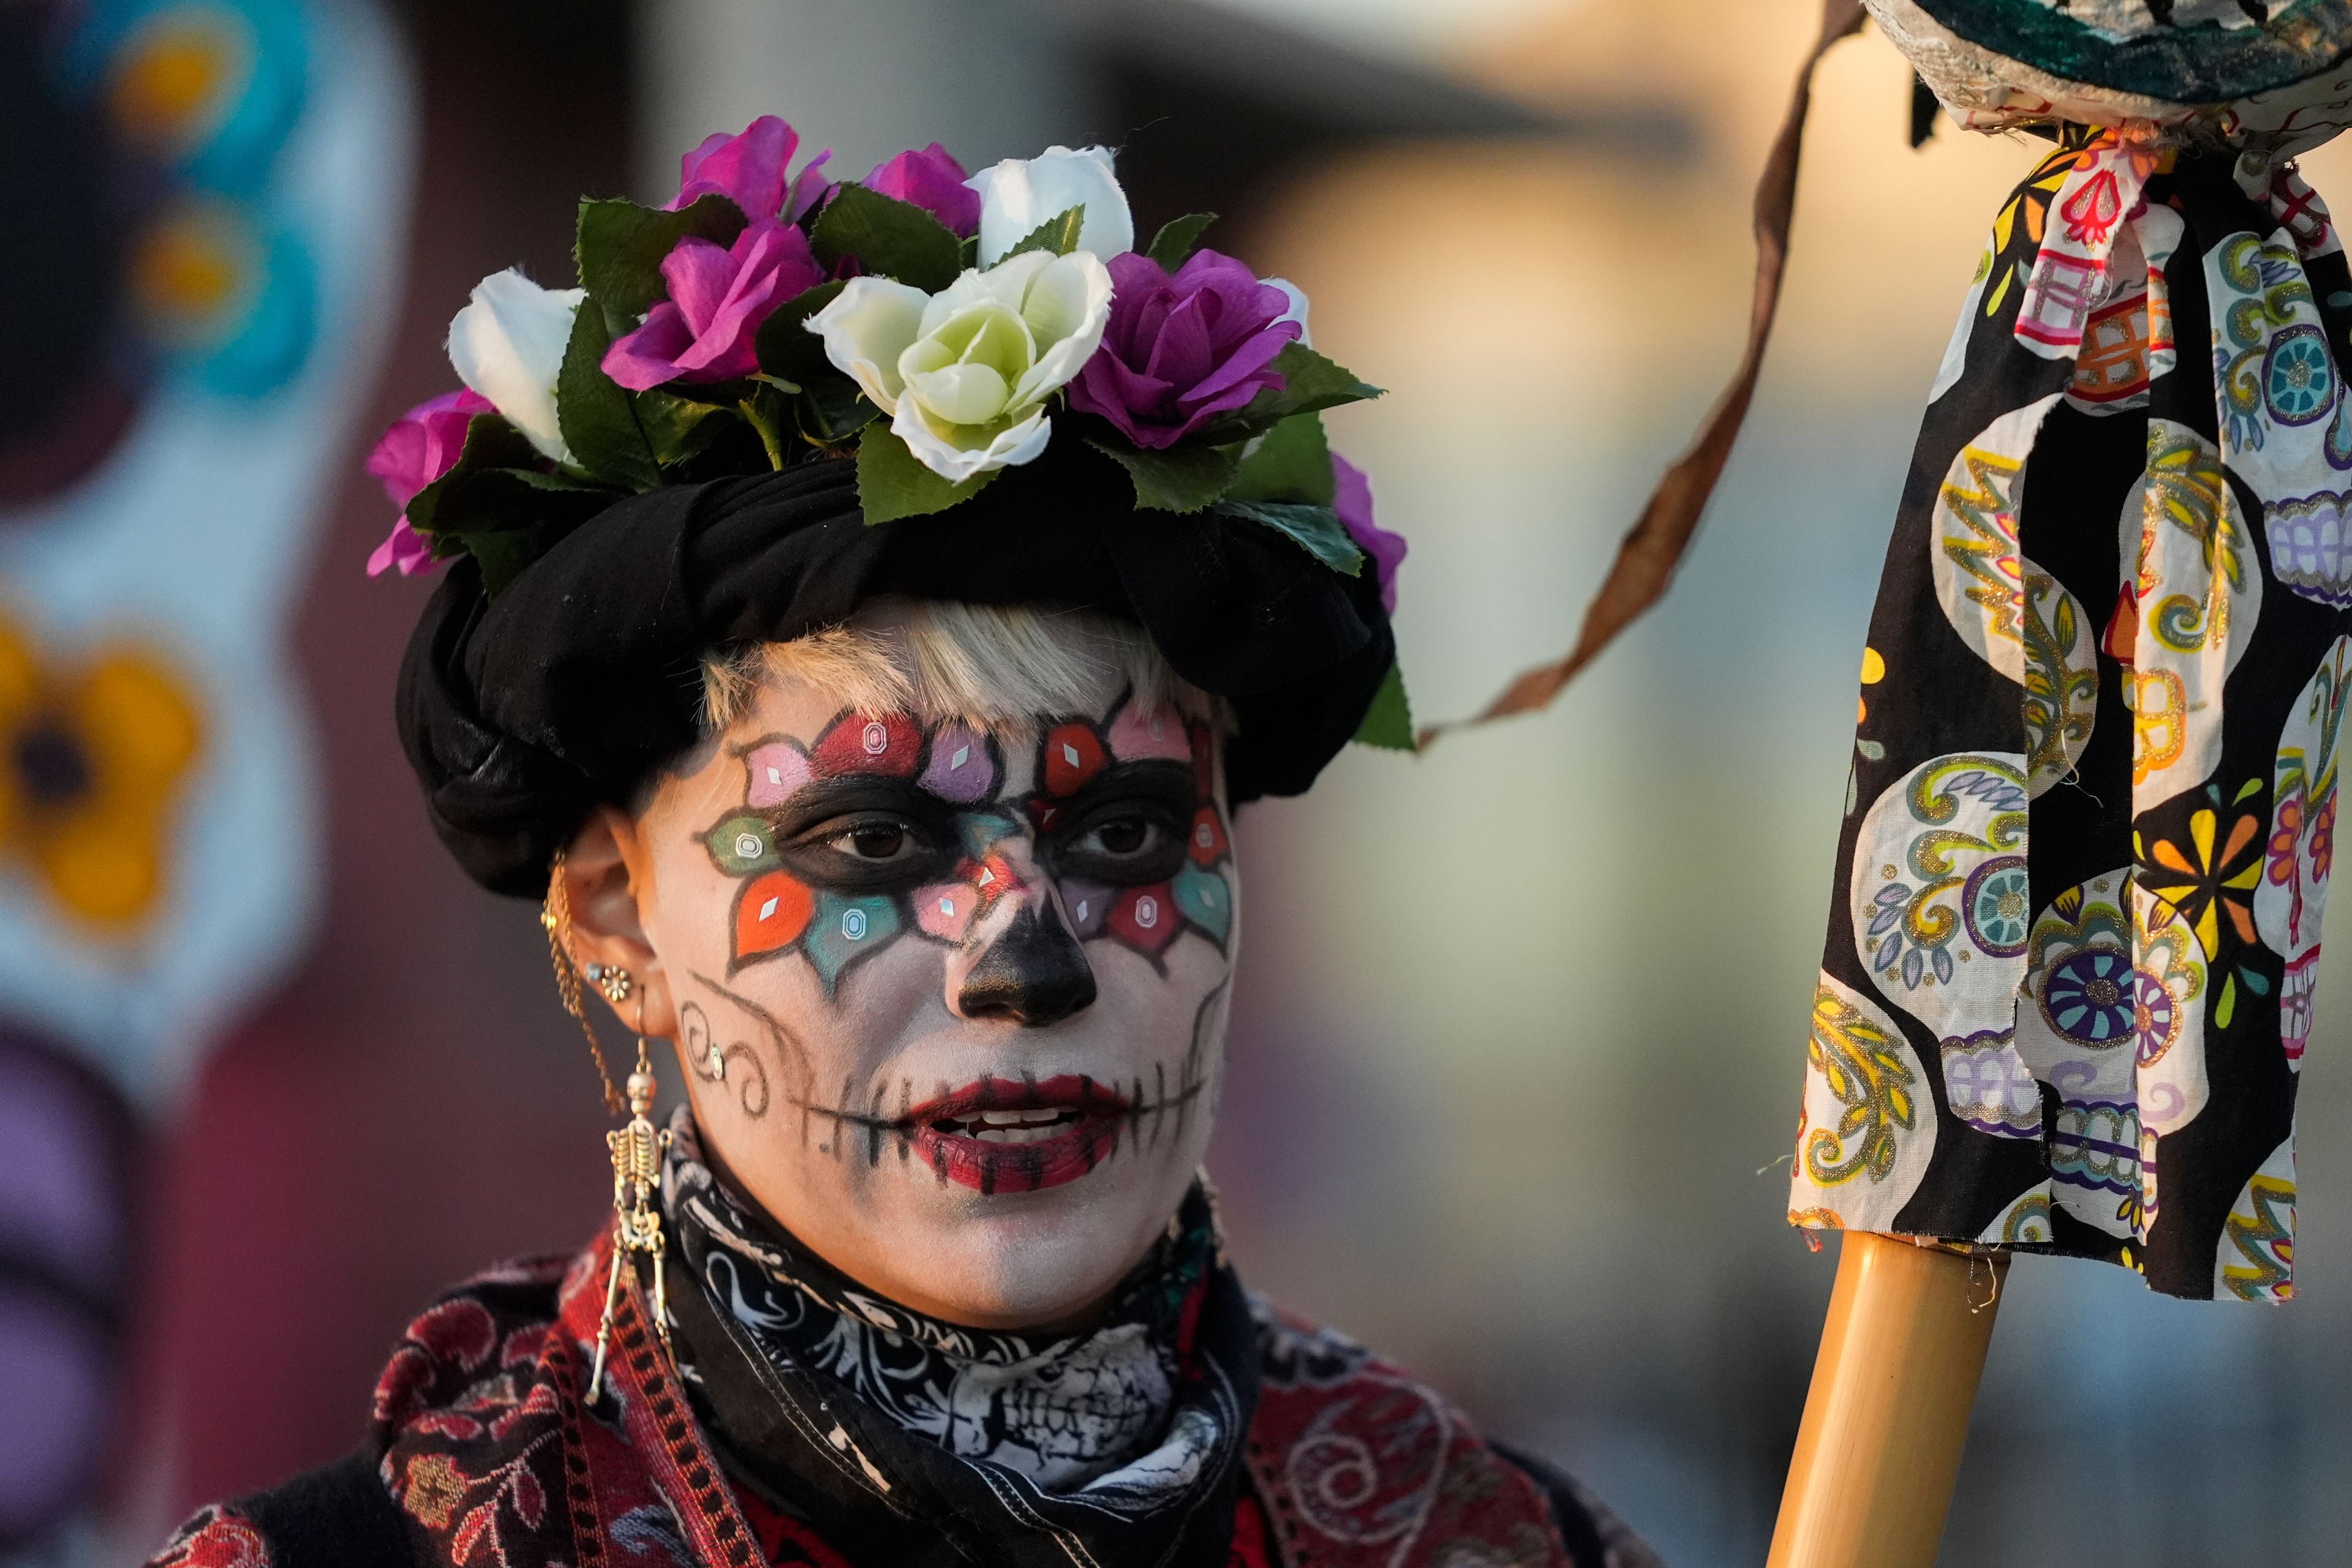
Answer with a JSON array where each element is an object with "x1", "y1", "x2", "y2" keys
[{"x1": 699, "y1": 599, "x2": 1184, "y2": 740}]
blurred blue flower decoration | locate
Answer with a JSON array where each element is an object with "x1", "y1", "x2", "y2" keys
[
  {"x1": 60, "y1": 0, "x2": 309, "y2": 195},
  {"x1": 0, "y1": 0, "x2": 317, "y2": 494}
]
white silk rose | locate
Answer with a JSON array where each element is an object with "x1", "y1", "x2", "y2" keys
[
  {"x1": 966, "y1": 146, "x2": 1133, "y2": 267},
  {"x1": 446, "y1": 268, "x2": 585, "y2": 466},
  {"x1": 1267, "y1": 277, "x2": 1311, "y2": 347},
  {"x1": 807, "y1": 249, "x2": 1114, "y2": 483}
]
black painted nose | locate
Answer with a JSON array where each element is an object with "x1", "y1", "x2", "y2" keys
[{"x1": 958, "y1": 905, "x2": 1096, "y2": 1025}]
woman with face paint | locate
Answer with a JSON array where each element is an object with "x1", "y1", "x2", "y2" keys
[{"x1": 146, "y1": 124, "x2": 1660, "y2": 1568}]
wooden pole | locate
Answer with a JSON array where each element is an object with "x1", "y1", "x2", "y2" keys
[{"x1": 1766, "y1": 1232, "x2": 2008, "y2": 1568}]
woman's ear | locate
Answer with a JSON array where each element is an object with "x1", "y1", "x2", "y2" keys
[{"x1": 557, "y1": 805, "x2": 678, "y2": 1040}]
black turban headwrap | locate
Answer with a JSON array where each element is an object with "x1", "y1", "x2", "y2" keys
[{"x1": 398, "y1": 450, "x2": 1395, "y2": 896}]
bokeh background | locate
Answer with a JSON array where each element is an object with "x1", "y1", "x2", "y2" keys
[{"x1": 7, "y1": 1, "x2": 2352, "y2": 1564}]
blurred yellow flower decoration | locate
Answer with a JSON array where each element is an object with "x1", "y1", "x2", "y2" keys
[{"x1": 0, "y1": 612, "x2": 203, "y2": 929}]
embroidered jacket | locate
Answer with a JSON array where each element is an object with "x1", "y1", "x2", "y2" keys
[{"x1": 148, "y1": 1237, "x2": 1659, "y2": 1568}]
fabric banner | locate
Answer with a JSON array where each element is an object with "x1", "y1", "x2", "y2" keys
[
  {"x1": 0, "y1": 0, "x2": 412, "y2": 1555},
  {"x1": 1792, "y1": 129, "x2": 2351, "y2": 1302}
]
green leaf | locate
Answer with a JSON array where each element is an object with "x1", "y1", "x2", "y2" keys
[
  {"x1": 1005, "y1": 206, "x2": 1084, "y2": 259},
  {"x1": 1090, "y1": 439, "x2": 1241, "y2": 514},
  {"x1": 488, "y1": 465, "x2": 610, "y2": 492},
  {"x1": 753, "y1": 279, "x2": 847, "y2": 385},
  {"x1": 855, "y1": 424, "x2": 998, "y2": 523},
  {"x1": 447, "y1": 527, "x2": 546, "y2": 597},
  {"x1": 402, "y1": 413, "x2": 541, "y2": 537},
  {"x1": 645, "y1": 375, "x2": 755, "y2": 409},
  {"x1": 1353, "y1": 662, "x2": 1416, "y2": 752},
  {"x1": 402, "y1": 415, "x2": 615, "y2": 597},
  {"x1": 752, "y1": 279, "x2": 877, "y2": 450},
  {"x1": 1226, "y1": 411, "x2": 1334, "y2": 505},
  {"x1": 1199, "y1": 342, "x2": 1383, "y2": 444},
  {"x1": 635, "y1": 388, "x2": 733, "y2": 467},
  {"x1": 1265, "y1": 341, "x2": 1382, "y2": 415},
  {"x1": 556, "y1": 303, "x2": 662, "y2": 491},
  {"x1": 575, "y1": 194, "x2": 745, "y2": 317},
  {"x1": 1213, "y1": 499, "x2": 1363, "y2": 576},
  {"x1": 1145, "y1": 213, "x2": 1218, "y2": 271},
  {"x1": 796, "y1": 375, "x2": 878, "y2": 448},
  {"x1": 737, "y1": 382, "x2": 793, "y2": 470},
  {"x1": 810, "y1": 184, "x2": 964, "y2": 292}
]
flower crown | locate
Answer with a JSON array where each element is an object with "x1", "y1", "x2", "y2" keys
[{"x1": 366, "y1": 119, "x2": 1406, "y2": 710}]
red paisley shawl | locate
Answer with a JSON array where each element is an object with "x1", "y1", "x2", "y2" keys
[{"x1": 150, "y1": 1237, "x2": 1597, "y2": 1568}]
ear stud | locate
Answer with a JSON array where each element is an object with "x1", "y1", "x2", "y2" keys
[{"x1": 584, "y1": 962, "x2": 633, "y2": 1005}]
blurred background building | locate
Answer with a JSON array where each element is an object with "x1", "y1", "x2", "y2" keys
[{"x1": 6, "y1": 0, "x2": 2351, "y2": 1564}]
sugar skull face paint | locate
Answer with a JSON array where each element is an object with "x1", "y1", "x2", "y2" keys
[
  {"x1": 695, "y1": 698, "x2": 1233, "y2": 993},
  {"x1": 618, "y1": 639, "x2": 1238, "y2": 1332}
]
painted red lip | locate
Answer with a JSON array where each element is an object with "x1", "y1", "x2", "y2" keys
[{"x1": 905, "y1": 1074, "x2": 1130, "y2": 1195}]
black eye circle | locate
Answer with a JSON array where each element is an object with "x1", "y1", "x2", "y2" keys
[
  {"x1": 848, "y1": 824, "x2": 906, "y2": 859},
  {"x1": 1095, "y1": 816, "x2": 1150, "y2": 854}
]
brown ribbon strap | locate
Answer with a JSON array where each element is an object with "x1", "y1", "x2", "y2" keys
[{"x1": 1421, "y1": 0, "x2": 1868, "y2": 745}]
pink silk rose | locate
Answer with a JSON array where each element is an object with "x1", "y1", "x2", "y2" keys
[
  {"x1": 364, "y1": 388, "x2": 492, "y2": 577},
  {"x1": 865, "y1": 143, "x2": 979, "y2": 236},
  {"x1": 601, "y1": 219, "x2": 826, "y2": 390},
  {"x1": 668, "y1": 115, "x2": 831, "y2": 222},
  {"x1": 1068, "y1": 249, "x2": 1299, "y2": 450}
]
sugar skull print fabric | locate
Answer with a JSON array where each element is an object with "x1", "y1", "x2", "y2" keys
[{"x1": 1794, "y1": 128, "x2": 2352, "y2": 1300}]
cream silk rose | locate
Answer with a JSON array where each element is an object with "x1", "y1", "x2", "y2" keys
[
  {"x1": 446, "y1": 268, "x2": 585, "y2": 466},
  {"x1": 806, "y1": 249, "x2": 1114, "y2": 483},
  {"x1": 966, "y1": 146, "x2": 1133, "y2": 268}
]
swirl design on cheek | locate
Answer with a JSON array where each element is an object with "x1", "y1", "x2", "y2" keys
[{"x1": 677, "y1": 996, "x2": 773, "y2": 1119}]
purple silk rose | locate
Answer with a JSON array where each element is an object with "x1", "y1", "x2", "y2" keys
[
  {"x1": 602, "y1": 219, "x2": 826, "y2": 390},
  {"x1": 866, "y1": 143, "x2": 979, "y2": 236},
  {"x1": 1332, "y1": 454, "x2": 1405, "y2": 616},
  {"x1": 364, "y1": 388, "x2": 493, "y2": 577},
  {"x1": 668, "y1": 115, "x2": 832, "y2": 221},
  {"x1": 1069, "y1": 249, "x2": 1300, "y2": 450}
]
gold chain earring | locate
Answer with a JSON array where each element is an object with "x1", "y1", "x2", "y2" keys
[
  {"x1": 540, "y1": 851, "x2": 674, "y2": 1398},
  {"x1": 540, "y1": 851, "x2": 624, "y2": 1117}
]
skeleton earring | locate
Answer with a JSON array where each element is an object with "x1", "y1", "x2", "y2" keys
[
  {"x1": 590, "y1": 1022, "x2": 672, "y2": 1402},
  {"x1": 541, "y1": 852, "x2": 675, "y2": 1400}
]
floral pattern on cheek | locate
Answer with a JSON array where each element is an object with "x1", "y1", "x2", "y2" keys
[
  {"x1": 802, "y1": 895, "x2": 902, "y2": 989},
  {"x1": 736, "y1": 869, "x2": 813, "y2": 960},
  {"x1": 914, "y1": 850, "x2": 1021, "y2": 943},
  {"x1": 699, "y1": 714, "x2": 933, "y2": 993},
  {"x1": 1109, "y1": 883, "x2": 1181, "y2": 955},
  {"x1": 1065, "y1": 880, "x2": 1113, "y2": 938},
  {"x1": 1031, "y1": 706, "x2": 1235, "y2": 963},
  {"x1": 1172, "y1": 862, "x2": 1231, "y2": 946},
  {"x1": 1189, "y1": 805, "x2": 1229, "y2": 864}
]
